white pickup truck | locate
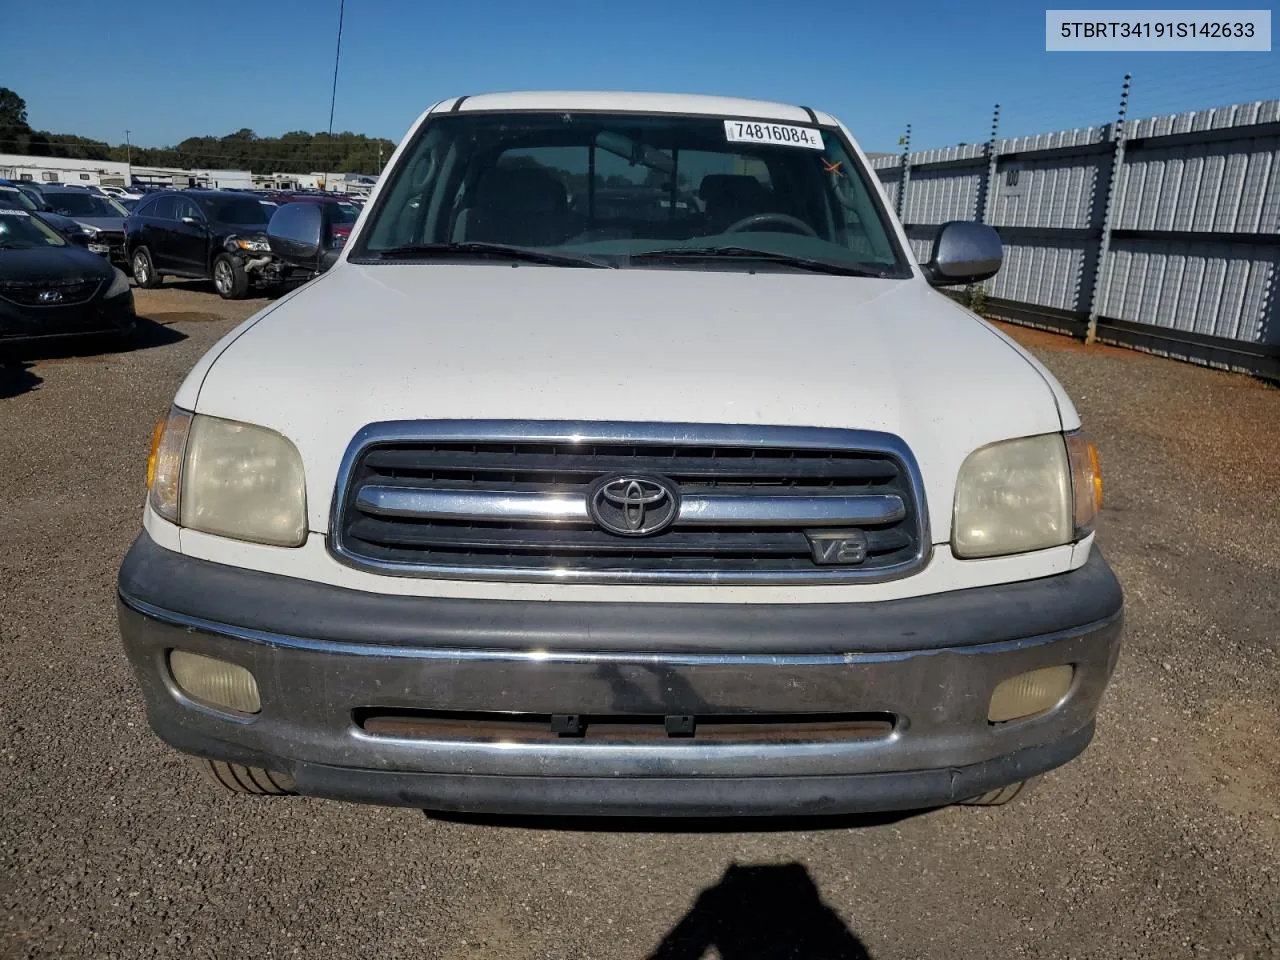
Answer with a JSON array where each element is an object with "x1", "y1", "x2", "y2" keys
[{"x1": 118, "y1": 92, "x2": 1122, "y2": 816}]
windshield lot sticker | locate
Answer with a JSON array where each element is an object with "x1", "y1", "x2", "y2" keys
[
  {"x1": 0, "y1": 209, "x2": 30, "y2": 216},
  {"x1": 724, "y1": 120, "x2": 824, "y2": 149}
]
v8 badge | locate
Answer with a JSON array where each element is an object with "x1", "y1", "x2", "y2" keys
[{"x1": 805, "y1": 529, "x2": 868, "y2": 565}]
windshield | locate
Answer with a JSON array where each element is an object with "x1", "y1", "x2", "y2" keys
[
  {"x1": 0, "y1": 210, "x2": 67, "y2": 248},
  {"x1": 202, "y1": 196, "x2": 269, "y2": 225},
  {"x1": 45, "y1": 192, "x2": 129, "y2": 218},
  {"x1": 333, "y1": 202, "x2": 359, "y2": 223},
  {"x1": 355, "y1": 112, "x2": 908, "y2": 275},
  {"x1": 0, "y1": 188, "x2": 39, "y2": 213}
]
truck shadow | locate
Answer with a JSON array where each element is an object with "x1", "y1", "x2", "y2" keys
[{"x1": 646, "y1": 862, "x2": 874, "y2": 960}]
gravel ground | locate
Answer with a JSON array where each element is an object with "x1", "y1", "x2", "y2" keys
[{"x1": 1, "y1": 286, "x2": 1278, "y2": 959}]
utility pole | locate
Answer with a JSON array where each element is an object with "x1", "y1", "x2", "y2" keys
[{"x1": 125, "y1": 129, "x2": 131, "y2": 168}]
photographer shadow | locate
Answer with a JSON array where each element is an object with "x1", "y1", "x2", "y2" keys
[
  {"x1": 0, "y1": 360, "x2": 41, "y2": 398},
  {"x1": 647, "y1": 862, "x2": 872, "y2": 960}
]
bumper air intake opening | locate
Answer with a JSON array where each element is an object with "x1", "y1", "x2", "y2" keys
[{"x1": 355, "y1": 709, "x2": 897, "y2": 744}]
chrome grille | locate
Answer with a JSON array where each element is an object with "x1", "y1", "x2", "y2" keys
[{"x1": 330, "y1": 421, "x2": 930, "y2": 584}]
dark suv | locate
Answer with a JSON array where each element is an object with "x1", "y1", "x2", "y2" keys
[{"x1": 124, "y1": 190, "x2": 287, "y2": 299}]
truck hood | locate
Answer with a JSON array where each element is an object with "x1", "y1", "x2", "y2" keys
[{"x1": 195, "y1": 263, "x2": 1065, "y2": 537}]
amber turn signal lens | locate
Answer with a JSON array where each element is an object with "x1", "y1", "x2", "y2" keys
[
  {"x1": 1088, "y1": 441, "x2": 1102, "y2": 510},
  {"x1": 1065, "y1": 430, "x2": 1100, "y2": 538},
  {"x1": 148, "y1": 408, "x2": 192, "y2": 523},
  {"x1": 146, "y1": 419, "x2": 166, "y2": 488}
]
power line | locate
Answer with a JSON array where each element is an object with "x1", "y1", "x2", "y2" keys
[{"x1": 327, "y1": 0, "x2": 346, "y2": 139}]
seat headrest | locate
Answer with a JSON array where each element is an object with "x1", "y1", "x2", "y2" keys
[{"x1": 474, "y1": 167, "x2": 567, "y2": 213}]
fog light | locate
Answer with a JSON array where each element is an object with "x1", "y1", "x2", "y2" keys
[
  {"x1": 169, "y1": 650, "x2": 261, "y2": 714},
  {"x1": 988, "y1": 665, "x2": 1074, "y2": 723}
]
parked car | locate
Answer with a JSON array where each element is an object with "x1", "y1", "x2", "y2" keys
[
  {"x1": 0, "y1": 207, "x2": 134, "y2": 350},
  {"x1": 40, "y1": 185, "x2": 130, "y2": 265},
  {"x1": 100, "y1": 185, "x2": 146, "y2": 202},
  {"x1": 0, "y1": 179, "x2": 47, "y2": 210},
  {"x1": 124, "y1": 190, "x2": 287, "y2": 299},
  {"x1": 118, "y1": 92, "x2": 1122, "y2": 817},
  {"x1": 0, "y1": 183, "x2": 90, "y2": 246}
]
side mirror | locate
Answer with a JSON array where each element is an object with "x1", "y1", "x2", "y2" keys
[
  {"x1": 180, "y1": 216, "x2": 203, "y2": 227},
  {"x1": 267, "y1": 202, "x2": 334, "y2": 273},
  {"x1": 922, "y1": 221, "x2": 1002, "y2": 287}
]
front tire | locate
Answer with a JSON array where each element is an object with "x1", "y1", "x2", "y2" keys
[
  {"x1": 212, "y1": 254, "x2": 249, "y2": 300},
  {"x1": 131, "y1": 247, "x2": 162, "y2": 289},
  {"x1": 195, "y1": 758, "x2": 295, "y2": 795},
  {"x1": 960, "y1": 779, "x2": 1034, "y2": 806}
]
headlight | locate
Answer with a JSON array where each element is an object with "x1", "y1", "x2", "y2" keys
[
  {"x1": 105, "y1": 268, "x2": 131, "y2": 298},
  {"x1": 76, "y1": 222, "x2": 101, "y2": 236},
  {"x1": 233, "y1": 236, "x2": 271, "y2": 252},
  {"x1": 952, "y1": 433, "x2": 1072, "y2": 558},
  {"x1": 147, "y1": 407, "x2": 307, "y2": 547}
]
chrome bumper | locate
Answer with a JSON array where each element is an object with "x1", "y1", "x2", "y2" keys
[{"x1": 117, "y1": 534, "x2": 1123, "y2": 815}]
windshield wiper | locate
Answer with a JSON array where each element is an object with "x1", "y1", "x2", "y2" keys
[
  {"x1": 630, "y1": 246, "x2": 888, "y2": 277},
  {"x1": 369, "y1": 242, "x2": 615, "y2": 269}
]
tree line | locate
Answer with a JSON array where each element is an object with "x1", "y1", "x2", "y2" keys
[{"x1": 0, "y1": 87, "x2": 393, "y2": 175}]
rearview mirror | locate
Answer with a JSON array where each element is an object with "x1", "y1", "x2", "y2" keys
[
  {"x1": 922, "y1": 221, "x2": 1002, "y2": 286},
  {"x1": 595, "y1": 131, "x2": 675, "y2": 175},
  {"x1": 180, "y1": 215, "x2": 202, "y2": 226},
  {"x1": 268, "y1": 202, "x2": 337, "y2": 273}
]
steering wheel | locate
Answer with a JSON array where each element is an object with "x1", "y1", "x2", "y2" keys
[{"x1": 723, "y1": 212, "x2": 818, "y2": 237}]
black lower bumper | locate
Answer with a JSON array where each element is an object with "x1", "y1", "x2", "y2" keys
[
  {"x1": 118, "y1": 534, "x2": 1123, "y2": 816},
  {"x1": 0, "y1": 290, "x2": 135, "y2": 345}
]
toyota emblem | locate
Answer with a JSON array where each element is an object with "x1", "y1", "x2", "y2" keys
[
  {"x1": 37, "y1": 290, "x2": 63, "y2": 304},
  {"x1": 587, "y1": 475, "x2": 680, "y2": 537}
]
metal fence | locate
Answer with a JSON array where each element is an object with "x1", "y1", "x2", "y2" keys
[{"x1": 871, "y1": 99, "x2": 1280, "y2": 380}]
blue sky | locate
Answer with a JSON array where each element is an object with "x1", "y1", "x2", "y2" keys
[{"x1": 6, "y1": 0, "x2": 1277, "y2": 154}]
